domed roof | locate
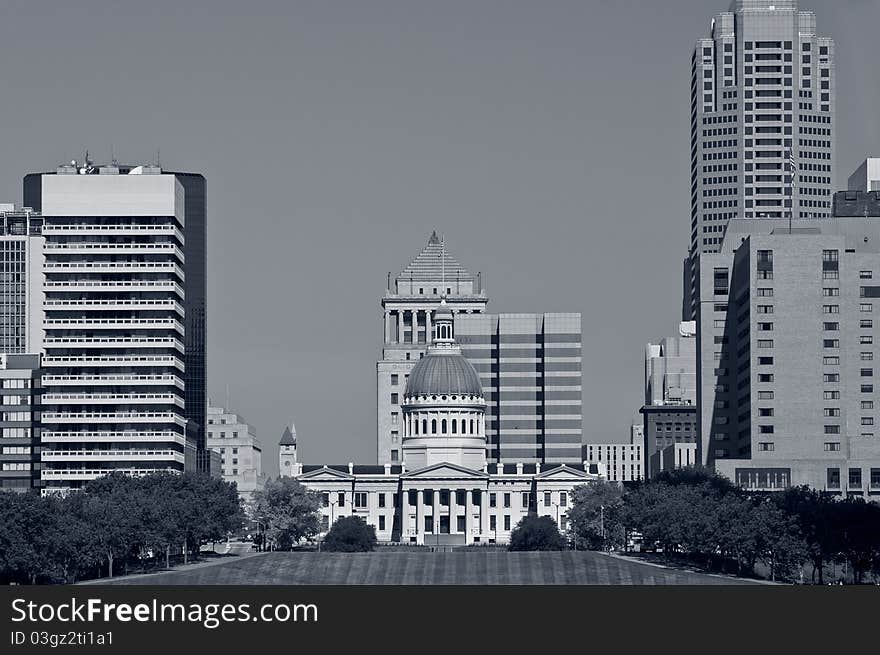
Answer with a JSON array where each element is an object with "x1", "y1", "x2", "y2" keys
[{"x1": 405, "y1": 351, "x2": 483, "y2": 398}]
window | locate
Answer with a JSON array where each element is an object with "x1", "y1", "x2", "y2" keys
[
  {"x1": 862, "y1": 385, "x2": 874, "y2": 393},
  {"x1": 861, "y1": 320, "x2": 873, "y2": 329},
  {"x1": 860, "y1": 271, "x2": 873, "y2": 280},
  {"x1": 849, "y1": 468, "x2": 862, "y2": 488},
  {"x1": 823, "y1": 322, "x2": 839, "y2": 331},
  {"x1": 824, "y1": 425, "x2": 840, "y2": 434},
  {"x1": 758, "y1": 442, "x2": 775, "y2": 451},
  {"x1": 862, "y1": 401, "x2": 874, "y2": 410},
  {"x1": 757, "y1": 288, "x2": 774, "y2": 297},
  {"x1": 824, "y1": 408, "x2": 841, "y2": 417},
  {"x1": 823, "y1": 339, "x2": 839, "y2": 348},
  {"x1": 823, "y1": 305, "x2": 839, "y2": 314},
  {"x1": 379, "y1": 516, "x2": 386, "y2": 531},
  {"x1": 863, "y1": 353, "x2": 875, "y2": 361},
  {"x1": 827, "y1": 467, "x2": 840, "y2": 488},
  {"x1": 322, "y1": 493, "x2": 330, "y2": 508},
  {"x1": 521, "y1": 492, "x2": 530, "y2": 508},
  {"x1": 861, "y1": 304, "x2": 873, "y2": 312},
  {"x1": 759, "y1": 425, "x2": 775, "y2": 434},
  {"x1": 391, "y1": 374, "x2": 399, "y2": 386},
  {"x1": 759, "y1": 408, "x2": 774, "y2": 417},
  {"x1": 758, "y1": 391, "x2": 775, "y2": 400},
  {"x1": 354, "y1": 492, "x2": 368, "y2": 508},
  {"x1": 503, "y1": 493, "x2": 511, "y2": 508},
  {"x1": 823, "y1": 357, "x2": 839, "y2": 365},
  {"x1": 378, "y1": 493, "x2": 386, "y2": 508},
  {"x1": 338, "y1": 493, "x2": 345, "y2": 507},
  {"x1": 489, "y1": 493, "x2": 497, "y2": 508},
  {"x1": 391, "y1": 393, "x2": 398, "y2": 404},
  {"x1": 544, "y1": 492, "x2": 551, "y2": 507},
  {"x1": 758, "y1": 357, "x2": 774, "y2": 365},
  {"x1": 862, "y1": 417, "x2": 875, "y2": 426},
  {"x1": 490, "y1": 516, "x2": 497, "y2": 531},
  {"x1": 504, "y1": 515, "x2": 511, "y2": 531},
  {"x1": 822, "y1": 288, "x2": 839, "y2": 297},
  {"x1": 871, "y1": 469, "x2": 880, "y2": 489},
  {"x1": 862, "y1": 369, "x2": 874, "y2": 377},
  {"x1": 758, "y1": 339, "x2": 774, "y2": 348},
  {"x1": 823, "y1": 374, "x2": 840, "y2": 383},
  {"x1": 560, "y1": 492, "x2": 567, "y2": 507},
  {"x1": 861, "y1": 336, "x2": 874, "y2": 345},
  {"x1": 758, "y1": 373, "x2": 774, "y2": 382},
  {"x1": 824, "y1": 391, "x2": 840, "y2": 400}
]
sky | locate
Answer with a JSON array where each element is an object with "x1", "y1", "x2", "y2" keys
[{"x1": 0, "y1": 0, "x2": 877, "y2": 477}]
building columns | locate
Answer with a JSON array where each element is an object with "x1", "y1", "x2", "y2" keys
[
  {"x1": 426, "y1": 309, "x2": 432, "y2": 344},
  {"x1": 465, "y1": 489, "x2": 473, "y2": 544},
  {"x1": 416, "y1": 487, "x2": 424, "y2": 545},
  {"x1": 398, "y1": 310, "x2": 405, "y2": 345},
  {"x1": 384, "y1": 311, "x2": 390, "y2": 343},
  {"x1": 400, "y1": 487, "x2": 409, "y2": 542}
]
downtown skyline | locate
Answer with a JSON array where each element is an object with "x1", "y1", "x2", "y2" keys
[{"x1": 0, "y1": 0, "x2": 877, "y2": 477}]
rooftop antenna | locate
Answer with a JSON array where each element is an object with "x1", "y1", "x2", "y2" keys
[{"x1": 110, "y1": 144, "x2": 117, "y2": 166}]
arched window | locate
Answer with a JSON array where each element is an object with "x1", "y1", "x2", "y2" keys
[
  {"x1": 451, "y1": 419, "x2": 457, "y2": 434},
  {"x1": 441, "y1": 419, "x2": 447, "y2": 433},
  {"x1": 431, "y1": 419, "x2": 437, "y2": 434},
  {"x1": 423, "y1": 419, "x2": 428, "y2": 434},
  {"x1": 461, "y1": 419, "x2": 467, "y2": 435},
  {"x1": 413, "y1": 418, "x2": 418, "y2": 435},
  {"x1": 471, "y1": 419, "x2": 476, "y2": 434}
]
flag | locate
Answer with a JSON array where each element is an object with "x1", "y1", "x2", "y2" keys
[{"x1": 788, "y1": 151, "x2": 798, "y2": 179}]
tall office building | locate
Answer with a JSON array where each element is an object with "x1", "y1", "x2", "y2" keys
[
  {"x1": 23, "y1": 160, "x2": 206, "y2": 491},
  {"x1": 685, "y1": 0, "x2": 835, "y2": 319},
  {"x1": 700, "y1": 191, "x2": 880, "y2": 493},
  {"x1": 0, "y1": 205, "x2": 44, "y2": 353},
  {"x1": 206, "y1": 403, "x2": 264, "y2": 507},
  {"x1": 457, "y1": 313, "x2": 583, "y2": 465},
  {"x1": 377, "y1": 233, "x2": 583, "y2": 465}
]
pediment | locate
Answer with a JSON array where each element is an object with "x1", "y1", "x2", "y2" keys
[
  {"x1": 297, "y1": 466, "x2": 355, "y2": 481},
  {"x1": 401, "y1": 461, "x2": 488, "y2": 480},
  {"x1": 535, "y1": 464, "x2": 594, "y2": 480}
]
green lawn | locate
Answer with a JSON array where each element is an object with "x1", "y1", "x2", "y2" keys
[{"x1": 102, "y1": 551, "x2": 761, "y2": 585}]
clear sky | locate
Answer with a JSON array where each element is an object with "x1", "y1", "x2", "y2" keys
[{"x1": 0, "y1": 0, "x2": 877, "y2": 477}]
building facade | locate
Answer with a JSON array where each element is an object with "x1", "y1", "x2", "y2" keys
[
  {"x1": 640, "y1": 321, "x2": 699, "y2": 475},
  {"x1": 23, "y1": 160, "x2": 204, "y2": 491},
  {"x1": 206, "y1": 403, "x2": 264, "y2": 506},
  {"x1": 847, "y1": 158, "x2": 880, "y2": 193},
  {"x1": 0, "y1": 205, "x2": 44, "y2": 354},
  {"x1": 0, "y1": 354, "x2": 42, "y2": 491},
  {"x1": 293, "y1": 303, "x2": 602, "y2": 545},
  {"x1": 700, "y1": 192, "x2": 880, "y2": 495},
  {"x1": 685, "y1": 0, "x2": 836, "y2": 319},
  {"x1": 582, "y1": 441, "x2": 645, "y2": 483},
  {"x1": 377, "y1": 233, "x2": 583, "y2": 466}
]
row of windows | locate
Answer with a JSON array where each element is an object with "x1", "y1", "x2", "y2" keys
[{"x1": 320, "y1": 490, "x2": 569, "y2": 510}]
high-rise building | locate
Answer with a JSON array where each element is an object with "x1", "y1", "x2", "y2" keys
[
  {"x1": 848, "y1": 158, "x2": 880, "y2": 193},
  {"x1": 640, "y1": 322, "x2": 698, "y2": 475},
  {"x1": 0, "y1": 205, "x2": 44, "y2": 353},
  {"x1": 457, "y1": 313, "x2": 583, "y2": 465},
  {"x1": 0, "y1": 354, "x2": 42, "y2": 491},
  {"x1": 206, "y1": 403, "x2": 264, "y2": 507},
  {"x1": 699, "y1": 192, "x2": 880, "y2": 493},
  {"x1": 377, "y1": 233, "x2": 583, "y2": 465},
  {"x1": 22, "y1": 160, "x2": 205, "y2": 491},
  {"x1": 685, "y1": 0, "x2": 835, "y2": 319}
]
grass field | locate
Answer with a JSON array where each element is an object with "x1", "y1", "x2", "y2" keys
[{"x1": 100, "y1": 550, "x2": 761, "y2": 585}]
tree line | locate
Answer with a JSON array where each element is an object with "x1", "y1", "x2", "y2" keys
[
  {"x1": 566, "y1": 468, "x2": 880, "y2": 583},
  {"x1": 0, "y1": 471, "x2": 243, "y2": 584}
]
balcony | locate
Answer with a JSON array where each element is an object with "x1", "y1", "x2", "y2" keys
[
  {"x1": 42, "y1": 224, "x2": 184, "y2": 242},
  {"x1": 44, "y1": 318, "x2": 184, "y2": 333},
  {"x1": 43, "y1": 242, "x2": 184, "y2": 261},
  {"x1": 40, "y1": 466, "x2": 183, "y2": 481},
  {"x1": 43, "y1": 336, "x2": 184, "y2": 351},
  {"x1": 44, "y1": 280, "x2": 184, "y2": 297},
  {"x1": 42, "y1": 374, "x2": 184, "y2": 388},
  {"x1": 41, "y1": 449, "x2": 185, "y2": 463},
  {"x1": 41, "y1": 355, "x2": 185, "y2": 369},
  {"x1": 41, "y1": 431, "x2": 186, "y2": 445},
  {"x1": 41, "y1": 393, "x2": 185, "y2": 407},
  {"x1": 43, "y1": 299, "x2": 184, "y2": 315},
  {"x1": 43, "y1": 261, "x2": 185, "y2": 279},
  {"x1": 41, "y1": 411, "x2": 187, "y2": 426}
]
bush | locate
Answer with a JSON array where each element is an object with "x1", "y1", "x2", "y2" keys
[
  {"x1": 508, "y1": 515, "x2": 565, "y2": 551},
  {"x1": 322, "y1": 516, "x2": 377, "y2": 552}
]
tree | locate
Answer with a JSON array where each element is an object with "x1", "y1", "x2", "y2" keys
[
  {"x1": 567, "y1": 482, "x2": 625, "y2": 550},
  {"x1": 0, "y1": 491, "x2": 55, "y2": 584},
  {"x1": 508, "y1": 515, "x2": 565, "y2": 551},
  {"x1": 775, "y1": 486, "x2": 838, "y2": 583},
  {"x1": 752, "y1": 500, "x2": 807, "y2": 582},
  {"x1": 252, "y1": 477, "x2": 321, "y2": 550},
  {"x1": 322, "y1": 516, "x2": 377, "y2": 552}
]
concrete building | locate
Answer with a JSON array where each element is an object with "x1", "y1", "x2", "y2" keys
[
  {"x1": 288, "y1": 302, "x2": 603, "y2": 545},
  {"x1": 650, "y1": 443, "x2": 699, "y2": 478},
  {"x1": 848, "y1": 158, "x2": 880, "y2": 193},
  {"x1": 699, "y1": 191, "x2": 880, "y2": 495},
  {"x1": 0, "y1": 205, "x2": 44, "y2": 354},
  {"x1": 0, "y1": 354, "x2": 42, "y2": 491},
  {"x1": 582, "y1": 440, "x2": 645, "y2": 483},
  {"x1": 22, "y1": 159, "x2": 205, "y2": 491},
  {"x1": 377, "y1": 232, "x2": 583, "y2": 466},
  {"x1": 685, "y1": 0, "x2": 836, "y2": 319},
  {"x1": 206, "y1": 403, "x2": 265, "y2": 507},
  {"x1": 640, "y1": 322, "x2": 699, "y2": 475}
]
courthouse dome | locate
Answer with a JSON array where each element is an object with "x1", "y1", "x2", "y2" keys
[{"x1": 405, "y1": 351, "x2": 483, "y2": 398}]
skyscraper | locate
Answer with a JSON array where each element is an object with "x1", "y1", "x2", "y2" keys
[
  {"x1": 23, "y1": 160, "x2": 206, "y2": 491},
  {"x1": 698, "y1": 192, "x2": 880, "y2": 492},
  {"x1": 685, "y1": 0, "x2": 835, "y2": 319},
  {"x1": 0, "y1": 205, "x2": 44, "y2": 354}
]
